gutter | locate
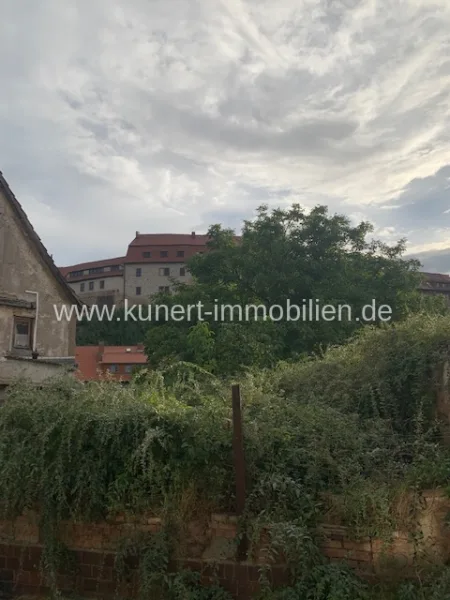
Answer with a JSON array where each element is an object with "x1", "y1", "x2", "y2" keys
[{"x1": 25, "y1": 290, "x2": 39, "y2": 357}]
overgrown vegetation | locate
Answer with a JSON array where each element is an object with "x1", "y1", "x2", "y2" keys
[{"x1": 4, "y1": 314, "x2": 450, "y2": 598}]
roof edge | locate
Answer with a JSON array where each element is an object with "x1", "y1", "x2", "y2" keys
[{"x1": 0, "y1": 170, "x2": 83, "y2": 308}]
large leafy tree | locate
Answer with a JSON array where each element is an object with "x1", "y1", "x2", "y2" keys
[{"x1": 143, "y1": 204, "x2": 431, "y2": 374}]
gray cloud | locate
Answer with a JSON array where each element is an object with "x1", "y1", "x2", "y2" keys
[{"x1": 1, "y1": 0, "x2": 450, "y2": 267}]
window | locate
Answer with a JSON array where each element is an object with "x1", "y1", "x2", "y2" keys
[
  {"x1": 136, "y1": 268, "x2": 142, "y2": 277},
  {"x1": 80, "y1": 283, "x2": 85, "y2": 292},
  {"x1": 69, "y1": 270, "x2": 84, "y2": 278},
  {"x1": 136, "y1": 287, "x2": 142, "y2": 295},
  {"x1": 108, "y1": 364, "x2": 118, "y2": 373},
  {"x1": 159, "y1": 286, "x2": 170, "y2": 293},
  {"x1": 99, "y1": 280, "x2": 105, "y2": 289},
  {"x1": 13, "y1": 317, "x2": 32, "y2": 349},
  {"x1": 160, "y1": 250, "x2": 168, "y2": 258},
  {"x1": 89, "y1": 281, "x2": 94, "y2": 291},
  {"x1": 143, "y1": 251, "x2": 151, "y2": 258},
  {"x1": 124, "y1": 365, "x2": 133, "y2": 374},
  {"x1": 13, "y1": 318, "x2": 32, "y2": 349},
  {"x1": 111, "y1": 265, "x2": 121, "y2": 271},
  {"x1": 180, "y1": 267, "x2": 185, "y2": 277},
  {"x1": 159, "y1": 267, "x2": 170, "y2": 276},
  {"x1": 177, "y1": 250, "x2": 185, "y2": 257},
  {"x1": 89, "y1": 267, "x2": 104, "y2": 274}
]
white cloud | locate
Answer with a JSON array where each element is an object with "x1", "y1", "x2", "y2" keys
[{"x1": 0, "y1": 0, "x2": 450, "y2": 268}]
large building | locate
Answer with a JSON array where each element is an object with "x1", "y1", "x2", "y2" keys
[
  {"x1": 60, "y1": 232, "x2": 209, "y2": 306},
  {"x1": 124, "y1": 231, "x2": 208, "y2": 303},
  {"x1": 59, "y1": 257, "x2": 125, "y2": 308},
  {"x1": 419, "y1": 272, "x2": 450, "y2": 303},
  {"x1": 61, "y1": 236, "x2": 450, "y2": 309}
]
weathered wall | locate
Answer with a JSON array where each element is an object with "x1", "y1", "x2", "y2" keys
[
  {"x1": 1, "y1": 491, "x2": 450, "y2": 599},
  {"x1": 0, "y1": 357, "x2": 69, "y2": 386},
  {"x1": 0, "y1": 189, "x2": 76, "y2": 358},
  {"x1": 0, "y1": 512, "x2": 284, "y2": 599},
  {"x1": 67, "y1": 275, "x2": 124, "y2": 307},
  {"x1": 125, "y1": 262, "x2": 192, "y2": 303}
]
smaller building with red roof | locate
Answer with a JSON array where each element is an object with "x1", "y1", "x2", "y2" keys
[{"x1": 75, "y1": 343, "x2": 147, "y2": 382}]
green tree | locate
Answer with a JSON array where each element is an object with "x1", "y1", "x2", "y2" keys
[{"x1": 142, "y1": 204, "x2": 434, "y2": 375}]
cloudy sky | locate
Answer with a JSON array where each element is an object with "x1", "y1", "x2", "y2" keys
[{"x1": 1, "y1": 0, "x2": 450, "y2": 270}]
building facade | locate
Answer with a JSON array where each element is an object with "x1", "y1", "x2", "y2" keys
[
  {"x1": 123, "y1": 231, "x2": 208, "y2": 303},
  {"x1": 59, "y1": 257, "x2": 125, "y2": 307},
  {"x1": 419, "y1": 272, "x2": 450, "y2": 303},
  {"x1": 0, "y1": 171, "x2": 81, "y2": 396},
  {"x1": 60, "y1": 232, "x2": 209, "y2": 306}
]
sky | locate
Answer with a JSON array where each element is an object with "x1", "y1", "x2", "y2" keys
[{"x1": 1, "y1": 0, "x2": 450, "y2": 270}]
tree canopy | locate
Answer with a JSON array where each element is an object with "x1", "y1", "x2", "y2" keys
[
  {"x1": 77, "y1": 204, "x2": 443, "y2": 374},
  {"x1": 143, "y1": 204, "x2": 437, "y2": 374}
]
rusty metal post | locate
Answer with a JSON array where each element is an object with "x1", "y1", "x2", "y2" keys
[{"x1": 232, "y1": 383, "x2": 248, "y2": 561}]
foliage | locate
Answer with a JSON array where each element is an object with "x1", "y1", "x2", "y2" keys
[
  {"x1": 114, "y1": 530, "x2": 233, "y2": 600},
  {"x1": 76, "y1": 305, "x2": 149, "y2": 346},
  {"x1": 273, "y1": 313, "x2": 450, "y2": 434},
  {"x1": 4, "y1": 314, "x2": 450, "y2": 597},
  {"x1": 140, "y1": 204, "x2": 441, "y2": 375},
  {"x1": 76, "y1": 204, "x2": 447, "y2": 376}
]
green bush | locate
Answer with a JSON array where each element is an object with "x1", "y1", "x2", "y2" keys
[{"x1": 2, "y1": 314, "x2": 450, "y2": 598}]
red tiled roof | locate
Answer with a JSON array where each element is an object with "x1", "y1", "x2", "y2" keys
[
  {"x1": 59, "y1": 256, "x2": 125, "y2": 277},
  {"x1": 125, "y1": 232, "x2": 240, "y2": 264},
  {"x1": 129, "y1": 233, "x2": 210, "y2": 247},
  {"x1": 101, "y1": 351, "x2": 147, "y2": 364},
  {"x1": 126, "y1": 234, "x2": 209, "y2": 264}
]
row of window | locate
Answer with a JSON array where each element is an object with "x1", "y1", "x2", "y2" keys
[
  {"x1": 79, "y1": 268, "x2": 185, "y2": 293},
  {"x1": 71, "y1": 262, "x2": 190, "y2": 281},
  {"x1": 107, "y1": 364, "x2": 139, "y2": 374},
  {"x1": 69, "y1": 265, "x2": 122, "y2": 278},
  {"x1": 81, "y1": 280, "x2": 106, "y2": 292},
  {"x1": 142, "y1": 250, "x2": 185, "y2": 258},
  {"x1": 433, "y1": 282, "x2": 450, "y2": 289},
  {"x1": 135, "y1": 267, "x2": 185, "y2": 277}
]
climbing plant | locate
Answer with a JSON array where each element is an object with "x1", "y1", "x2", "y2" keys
[{"x1": 2, "y1": 314, "x2": 450, "y2": 597}]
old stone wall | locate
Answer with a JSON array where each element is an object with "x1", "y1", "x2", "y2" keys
[{"x1": 1, "y1": 491, "x2": 450, "y2": 599}]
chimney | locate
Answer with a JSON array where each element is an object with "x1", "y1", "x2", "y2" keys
[
  {"x1": 136, "y1": 343, "x2": 144, "y2": 351},
  {"x1": 191, "y1": 231, "x2": 195, "y2": 238},
  {"x1": 136, "y1": 231, "x2": 140, "y2": 238}
]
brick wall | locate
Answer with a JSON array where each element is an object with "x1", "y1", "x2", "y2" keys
[
  {"x1": 0, "y1": 511, "x2": 290, "y2": 599},
  {"x1": 0, "y1": 494, "x2": 449, "y2": 599},
  {"x1": 0, "y1": 545, "x2": 291, "y2": 600}
]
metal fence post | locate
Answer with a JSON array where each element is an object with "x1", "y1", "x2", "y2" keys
[{"x1": 232, "y1": 383, "x2": 248, "y2": 561}]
